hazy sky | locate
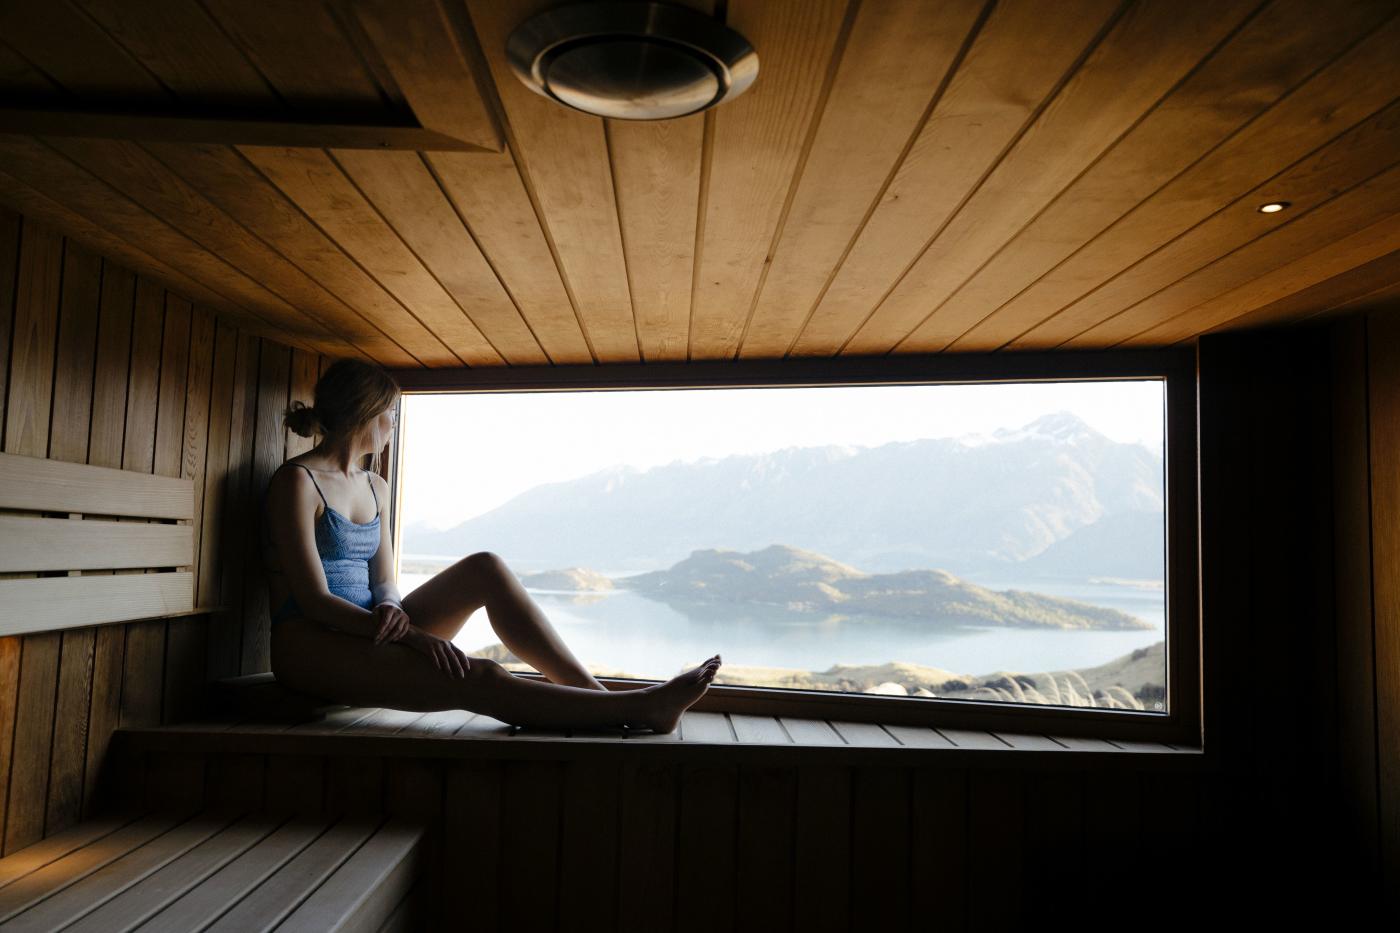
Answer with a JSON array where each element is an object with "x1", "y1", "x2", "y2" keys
[{"x1": 398, "y1": 380, "x2": 1165, "y2": 531}]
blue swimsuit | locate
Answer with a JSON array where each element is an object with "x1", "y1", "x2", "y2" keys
[{"x1": 265, "y1": 464, "x2": 382, "y2": 625}]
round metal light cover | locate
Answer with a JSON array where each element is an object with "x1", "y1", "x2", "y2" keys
[{"x1": 506, "y1": 2, "x2": 759, "y2": 120}]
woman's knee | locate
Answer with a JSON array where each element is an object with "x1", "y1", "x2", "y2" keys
[
  {"x1": 464, "y1": 656, "x2": 508, "y2": 683},
  {"x1": 464, "y1": 550, "x2": 508, "y2": 574}
]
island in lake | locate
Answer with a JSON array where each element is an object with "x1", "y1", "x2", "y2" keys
[{"x1": 523, "y1": 544, "x2": 1152, "y2": 631}]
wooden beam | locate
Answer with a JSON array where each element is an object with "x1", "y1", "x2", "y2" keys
[{"x1": 0, "y1": 108, "x2": 491, "y2": 151}]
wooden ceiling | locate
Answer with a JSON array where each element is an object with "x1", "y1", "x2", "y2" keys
[{"x1": 0, "y1": 0, "x2": 1397, "y2": 367}]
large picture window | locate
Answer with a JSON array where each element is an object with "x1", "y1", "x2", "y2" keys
[{"x1": 388, "y1": 353, "x2": 1195, "y2": 738}]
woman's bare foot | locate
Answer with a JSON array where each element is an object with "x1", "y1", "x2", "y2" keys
[{"x1": 629, "y1": 654, "x2": 721, "y2": 734}]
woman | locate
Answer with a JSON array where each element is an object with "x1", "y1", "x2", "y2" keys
[{"x1": 263, "y1": 358, "x2": 720, "y2": 733}]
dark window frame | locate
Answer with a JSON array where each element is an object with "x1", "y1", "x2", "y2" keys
[{"x1": 385, "y1": 348, "x2": 1200, "y2": 747}]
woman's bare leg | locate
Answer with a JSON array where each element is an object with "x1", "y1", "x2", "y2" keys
[
  {"x1": 401, "y1": 552, "x2": 604, "y2": 690},
  {"x1": 272, "y1": 614, "x2": 718, "y2": 732}
]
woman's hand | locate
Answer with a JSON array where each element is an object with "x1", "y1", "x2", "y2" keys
[
  {"x1": 372, "y1": 603, "x2": 412, "y2": 645},
  {"x1": 400, "y1": 627, "x2": 471, "y2": 678}
]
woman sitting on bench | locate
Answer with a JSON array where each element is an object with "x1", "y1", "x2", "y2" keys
[{"x1": 263, "y1": 358, "x2": 720, "y2": 733}]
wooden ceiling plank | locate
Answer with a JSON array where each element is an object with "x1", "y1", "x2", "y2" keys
[
  {"x1": 0, "y1": 44, "x2": 65, "y2": 103},
  {"x1": 69, "y1": 0, "x2": 279, "y2": 108},
  {"x1": 0, "y1": 135, "x2": 354, "y2": 355},
  {"x1": 141, "y1": 141, "x2": 442, "y2": 368},
  {"x1": 0, "y1": 109, "x2": 482, "y2": 151},
  {"x1": 945, "y1": 0, "x2": 1398, "y2": 352},
  {"x1": 331, "y1": 149, "x2": 548, "y2": 365},
  {"x1": 689, "y1": 0, "x2": 851, "y2": 360},
  {"x1": 199, "y1": 0, "x2": 391, "y2": 117},
  {"x1": 0, "y1": 166, "x2": 321, "y2": 353},
  {"x1": 851, "y1": 0, "x2": 1260, "y2": 356},
  {"x1": 238, "y1": 145, "x2": 504, "y2": 367},
  {"x1": 735, "y1": 0, "x2": 986, "y2": 360},
  {"x1": 1106, "y1": 171, "x2": 1400, "y2": 346},
  {"x1": 425, "y1": 151, "x2": 594, "y2": 365},
  {"x1": 466, "y1": 0, "x2": 639, "y2": 363},
  {"x1": 1196, "y1": 248, "x2": 1400, "y2": 334},
  {"x1": 607, "y1": 111, "x2": 706, "y2": 363},
  {"x1": 788, "y1": 0, "x2": 1121, "y2": 357},
  {"x1": 1056, "y1": 99, "x2": 1400, "y2": 346},
  {"x1": 1003, "y1": 9, "x2": 1400, "y2": 350},
  {"x1": 42, "y1": 135, "x2": 398, "y2": 363},
  {"x1": 353, "y1": 0, "x2": 501, "y2": 152},
  {"x1": 1135, "y1": 215, "x2": 1400, "y2": 345},
  {"x1": 0, "y1": 1, "x2": 167, "y2": 101}
]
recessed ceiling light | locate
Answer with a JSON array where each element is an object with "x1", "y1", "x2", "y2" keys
[
  {"x1": 506, "y1": 1, "x2": 759, "y2": 120},
  {"x1": 1258, "y1": 202, "x2": 1290, "y2": 214}
]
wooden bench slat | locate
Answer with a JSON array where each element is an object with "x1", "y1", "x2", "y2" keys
[
  {"x1": 202, "y1": 818, "x2": 380, "y2": 932},
  {"x1": 0, "y1": 573, "x2": 194, "y2": 636},
  {"x1": 133, "y1": 819, "x2": 326, "y2": 933},
  {"x1": 0, "y1": 813, "x2": 138, "y2": 892},
  {"x1": 882, "y1": 724, "x2": 958, "y2": 749},
  {"x1": 271, "y1": 819, "x2": 422, "y2": 933},
  {"x1": 993, "y1": 732, "x2": 1068, "y2": 751},
  {"x1": 937, "y1": 728, "x2": 1013, "y2": 751},
  {"x1": 0, "y1": 450, "x2": 193, "y2": 519},
  {"x1": 730, "y1": 714, "x2": 791, "y2": 745},
  {"x1": 0, "y1": 814, "x2": 183, "y2": 922},
  {"x1": 679, "y1": 711, "x2": 734, "y2": 744},
  {"x1": 829, "y1": 721, "x2": 899, "y2": 748},
  {"x1": 0, "y1": 813, "x2": 230, "y2": 931},
  {"x1": 0, "y1": 516, "x2": 192, "y2": 572},
  {"x1": 62, "y1": 815, "x2": 281, "y2": 933},
  {"x1": 779, "y1": 717, "x2": 845, "y2": 746}
]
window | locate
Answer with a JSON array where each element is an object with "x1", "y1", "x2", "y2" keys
[{"x1": 388, "y1": 352, "x2": 1198, "y2": 743}]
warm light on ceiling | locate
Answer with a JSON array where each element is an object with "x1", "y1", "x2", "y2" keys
[{"x1": 1258, "y1": 202, "x2": 1290, "y2": 214}]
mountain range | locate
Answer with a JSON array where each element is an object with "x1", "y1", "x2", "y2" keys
[{"x1": 405, "y1": 411, "x2": 1164, "y2": 579}]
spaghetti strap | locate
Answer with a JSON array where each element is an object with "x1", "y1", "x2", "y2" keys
[
  {"x1": 294, "y1": 463, "x2": 330, "y2": 510},
  {"x1": 366, "y1": 470, "x2": 380, "y2": 518}
]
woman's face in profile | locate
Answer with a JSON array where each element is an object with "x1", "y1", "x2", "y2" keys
[{"x1": 363, "y1": 402, "x2": 398, "y2": 452}]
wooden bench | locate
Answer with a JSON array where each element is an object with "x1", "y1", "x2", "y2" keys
[
  {"x1": 0, "y1": 809, "x2": 424, "y2": 931},
  {"x1": 209, "y1": 673, "x2": 350, "y2": 726},
  {"x1": 0, "y1": 450, "x2": 205, "y2": 635}
]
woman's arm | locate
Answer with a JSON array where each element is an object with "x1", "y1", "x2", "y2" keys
[
  {"x1": 367, "y1": 473, "x2": 401, "y2": 609},
  {"x1": 265, "y1": 464, "x2": 381, "y2": 639}
]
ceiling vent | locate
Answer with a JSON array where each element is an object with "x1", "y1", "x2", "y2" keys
[{"x1": 505, "y1": 1, "x2": 759, "y2": 120}]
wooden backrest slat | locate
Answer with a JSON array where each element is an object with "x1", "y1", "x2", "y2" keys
[
  {"x1": 0, "y1": 450, "x2": 193, "y2": 519},
  {"x1": 0, "y1": 574, "x2": 195, "y2": 636},
  {"x1": 0, "y1": 516, "x2": 192, "y2": 572}
]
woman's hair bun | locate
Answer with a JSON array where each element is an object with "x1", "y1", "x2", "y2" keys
[{"x1": 283, "y1": 399, "x2": 324, "y2": 438}]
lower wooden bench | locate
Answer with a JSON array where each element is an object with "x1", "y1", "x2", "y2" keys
[{"x1": 0, "y1": 809, "x2": 423, "y2": 932}]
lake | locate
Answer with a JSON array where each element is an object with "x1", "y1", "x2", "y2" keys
[{"x1": 398, "y1": 562, "x2": 1166, "y2": 682}]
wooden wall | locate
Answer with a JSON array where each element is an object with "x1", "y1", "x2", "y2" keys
[
  {"x1": 1328, "y1": 309, "x2": 1400, "y2": 911},
  {"x1": 1197, "y1": 318, "x2": 1396, "y2": 918},
  {"x1": 0, "y1": 205, "x2": 326, "y2": 856}
]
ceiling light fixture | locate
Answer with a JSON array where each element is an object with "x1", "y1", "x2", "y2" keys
[
  {"x1": 1258, "y1": 202, "x2": 1290, "y2": 214},
  {"x1": 506, "y1": 1, "x2": 759, "y2": 120}
]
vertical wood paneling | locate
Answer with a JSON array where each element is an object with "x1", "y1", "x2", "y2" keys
[
  {"x1": 43, "y1": 240, "x2": 102, "y2": 838},
  {"x1": 1366, "y1": 310, "x2": 1400, "y2": 905},
  {"x1": 242, "y1": 340, "x2": 290, "y2": 674},
  {"x1": 615, "y1": 757, "x2": 676, "y2": 933},
  {"x1": 2, "y1": 218, "x2": 63, "y2": 857},
  {"x1": 910, "y1": 768, "x2": 967, "y2": 928},
  {"x1": 675, "y1": 763, "x2": 738, "y2": 933},
  {"x1": 1330, "y1": 316, "x2": 1380, "y2": 876},
  {"x1": 500, "y1": 761, "x2": 562, "y2": 933},
  {"x1": 557, "y1": 759, "x2": 620, "y2": 933},
  {"x1": 82, "y1": 260, "x2": 134, "y2": 820},
  {"x1": 444, "y1": 762, "x2": 502, "y2": 933},
  {"x1": 0, "y1": 209, "x2": 17, "y2": 852},
  {"x1": 0, "y1": 207, "x2": 315, "y2": 851},
  {"x1": 210, "y1": 331, "x2": 258, "y2": 681}
]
